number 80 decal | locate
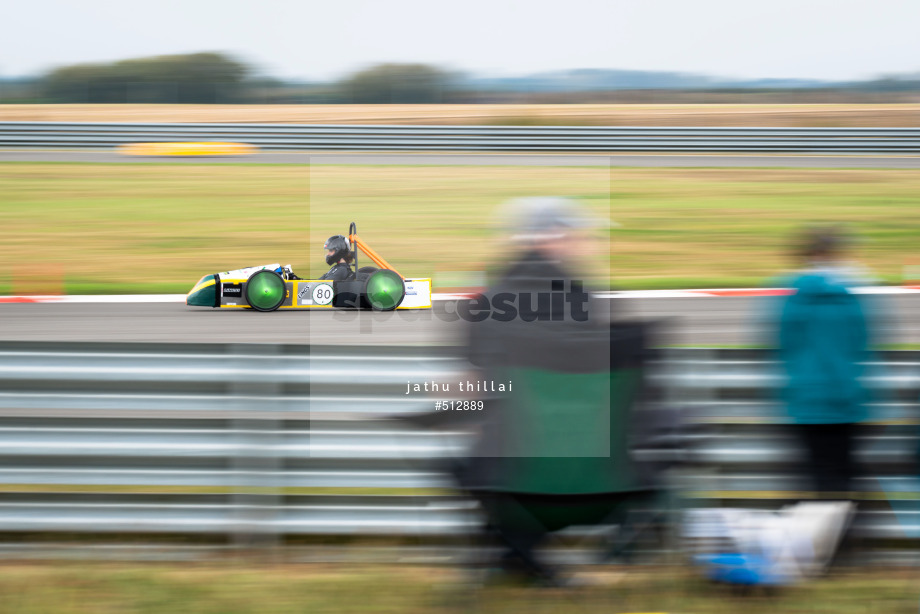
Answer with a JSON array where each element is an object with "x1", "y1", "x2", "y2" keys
[{"x1": 311, "y1": 283, "x2": 334, "y2": 305}]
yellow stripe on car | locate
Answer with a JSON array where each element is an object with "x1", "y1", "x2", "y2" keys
[{"x1": 187, "y1": 278, "x2": 216, "y2": 296}]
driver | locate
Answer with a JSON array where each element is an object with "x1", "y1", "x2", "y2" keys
[{"x1": 321, "y1": 235, "x2": 356, "y2": 281}]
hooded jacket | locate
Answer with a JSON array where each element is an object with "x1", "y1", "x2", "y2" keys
[{"x1": 777, "y1": 268, "x2": 870, "y2": 424}]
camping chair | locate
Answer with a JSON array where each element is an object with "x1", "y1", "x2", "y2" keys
[{"x1": 451, "y1": 320, "x2": 670, "y2": 582}]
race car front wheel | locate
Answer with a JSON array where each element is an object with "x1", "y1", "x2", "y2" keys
[{"x1": 245, "y1": 270, "x2": 286, "y2": 312}]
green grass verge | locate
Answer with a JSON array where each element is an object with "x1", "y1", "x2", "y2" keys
[
  {"x1": 2, "y1": 162, "x2": 918, "y2": 294},
  {"x1": 0, "y1": 563, "x2": 916, "y2": 614}
]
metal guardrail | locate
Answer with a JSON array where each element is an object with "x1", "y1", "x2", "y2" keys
[
  {"x1": 0, "y1": 343, "x2": 917, "y2": 543},
  {"x1": 3, "y1": 122, "x2": 920, "y2": 153}
]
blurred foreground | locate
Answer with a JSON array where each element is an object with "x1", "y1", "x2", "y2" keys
[{"x1": 0, "y1": 562, "x2": 915, "y2": 613}]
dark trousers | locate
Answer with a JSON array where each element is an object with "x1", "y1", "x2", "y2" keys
[
  {"x1": 795, "y1": 422, "x2": 857, "y2": 495},
  {"x1": 473, "y1": 490, "x2": 654, "y2": 579}
]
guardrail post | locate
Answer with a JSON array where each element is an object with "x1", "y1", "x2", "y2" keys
[
  {"x1": 228, "y1": 343, "x2": 282, "y2": 557},
  {"x1": 661, "y1": 346, "x2": 718, "y2": 565}
]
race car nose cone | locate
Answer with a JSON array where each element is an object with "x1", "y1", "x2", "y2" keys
[{"x1": 365, "y1": 269, "x2": 405, "y2": 311}]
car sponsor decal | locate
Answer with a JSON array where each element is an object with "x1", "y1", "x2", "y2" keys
[{"x1": 222, "y1": 283, "x2": 243, "y2": 297}]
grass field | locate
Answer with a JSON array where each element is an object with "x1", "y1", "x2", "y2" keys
[
  {"x1": 1, "y1": 162, "x2": 918, "y2": 294},
  {"x1": 3, "y1": 103, "x2": 920, "y2": 126},
  {"x1": 0, "y1": 562, "x2": 915, "y2": 613}
]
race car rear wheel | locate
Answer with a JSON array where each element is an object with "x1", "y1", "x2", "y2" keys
[
  {"x1": 364, "y1": 269, "x2": 405, "y2": 311},
  {"x1": 245, "y1": 270, "x2": 286, "y2": 312}
]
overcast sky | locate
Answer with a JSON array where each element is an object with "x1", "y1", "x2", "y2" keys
[{"x1": 5, "y1": 0, "x2": 920, "y2": 81}]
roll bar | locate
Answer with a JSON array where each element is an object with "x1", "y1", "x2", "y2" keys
[{"x1": 347, "y1": 222, "x2": 402, "y2": 279}]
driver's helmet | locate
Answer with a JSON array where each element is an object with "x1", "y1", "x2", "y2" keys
[{"x1": 324, "y1": 235, "x2": 353, "y2": 265}]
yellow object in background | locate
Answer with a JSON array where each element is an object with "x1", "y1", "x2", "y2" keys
[{"x1": 118, "y1": 142, "x2": 257, "y2": 156}]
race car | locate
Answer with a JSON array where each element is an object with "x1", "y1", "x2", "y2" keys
[{"x1": 186, "y1": 223, "x2": 431, "y2": 312}]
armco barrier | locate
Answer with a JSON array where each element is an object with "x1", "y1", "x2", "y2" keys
[
  {"x1": 0, "y1": 342, "x2": 917, "y2": 546},
  {"x1": 3, "y1": 122, "x2": 920, "y2": 153}
]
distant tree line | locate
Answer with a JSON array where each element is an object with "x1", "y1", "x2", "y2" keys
[
  {"x1": 40, "y1": 53, "x2": 251, "y2": 103},
  {"x1": 1, "y1": 53, "x2": 462, "y2": 104},
  {"x1": 1, "y1": 52, "x2": 918, "y2": 104}
]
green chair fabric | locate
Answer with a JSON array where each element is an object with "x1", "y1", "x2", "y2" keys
[{"x1": 490, "y1": 366, "x2": 648, "y2": 496}]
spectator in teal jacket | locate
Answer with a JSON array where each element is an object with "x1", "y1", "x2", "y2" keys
[{"x1": 775, "y1": 225, "x2": 873, "y2": 496}]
